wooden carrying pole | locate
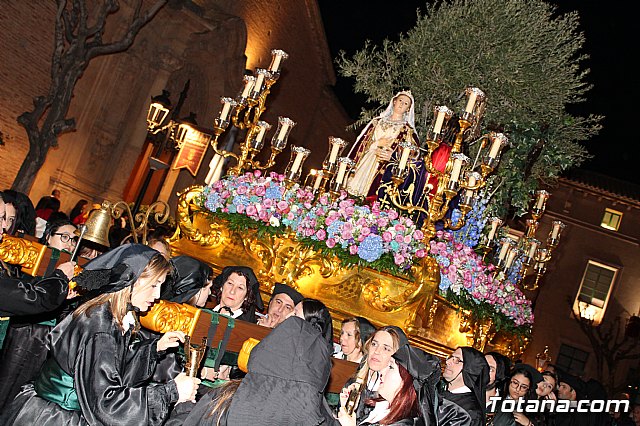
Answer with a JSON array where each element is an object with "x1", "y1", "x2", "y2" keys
[{"x1": 140, "y1": 300, "x2": 357, "y2": 393}]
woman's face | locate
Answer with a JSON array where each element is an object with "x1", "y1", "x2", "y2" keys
[
  {"x1": 48, "y1": 224, "x2": 78, "y2": 252},
  {"x1": 509, "y1": 373, "x2": 531, "y2": 400},
  {"x1": 5, "y1": 203, "x2": 16, "y2": 234},
  {"x1": 340, "y1": 321, "x2": 360, "y2": 357},
  {"x1": 485, "y1": 354, "x2": 497, "y2": 385},
  {"x1": 219, "y1": 272, "x2": 248, "y2": 311},
  {"x1": 378, "y1": 358, "x2": 403, "y2": 403},
  {"x1": 194, "y1": 279, "x2": 213, "y2": 308},
  {"x1": 392, "y1": 94, "x2": 412, "y2": 115},
  {"x1": 131, "y1": 271, "x2": 168, "y2": 312},
  {"x1": 536, "y1": 375, "x2": 556, "y2": 397},
  {"x1": 366, "y1": 330, "x2": 396, "y2": 372}
]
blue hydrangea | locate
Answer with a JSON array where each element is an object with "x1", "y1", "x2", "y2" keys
[
  {"x1": 358, "y1": 234, "x2": 384, "y2": 262},
  {"x1": 232, "y1": 195, "x2": 250, "y2": 207},
  {"x1": 265, "y1": 186, "x2": 282, "y2": 200},
  {"x1": 326, "y1": 221, "x2": 343, "y2": 240}
]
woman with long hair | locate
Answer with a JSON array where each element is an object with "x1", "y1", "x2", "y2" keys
[
  {"x1": 0, "y1": 244, "x2": 200, "y2": 425},
  {"x1": 0, "y1": 219, "x2": 78, "y2": 411},
  {"x1": 491, "y1": 365, "x2": 539, "y2": 426}
]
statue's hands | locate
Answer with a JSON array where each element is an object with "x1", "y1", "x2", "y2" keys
[{"x1": 375, "y1": 146, "x2": 393, "y2": 162}]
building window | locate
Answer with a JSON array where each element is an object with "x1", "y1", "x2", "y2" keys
[
  {"x1": 556, "y1": 344, "x2": 589, "y2": 376},
  {"x1": 601, "y1": 208, "x2": 623, "y2": 231},
  {"x1": 573, "y1": 260, "x2": 617, "y2": 325}
]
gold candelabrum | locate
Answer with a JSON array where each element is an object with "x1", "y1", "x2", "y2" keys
[
  {"x1": 481, "y1": 189, "x2": 565, "y2": 291},
  {"x1": 386, "y1": 87, "x2": 507, "y2": 253},
  {"x1": 207, "y1": 49, "x2": 299, "y2": 177}
]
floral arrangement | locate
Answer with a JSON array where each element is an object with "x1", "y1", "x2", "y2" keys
[
  {"x1": 201, "y1": 172, "x2": 533, "y2": 334},
  {"x1": 202, "y1": 171, "x2": 427, "y2": 274},
  {"x1": 431, "y1": 229, "x2": 534, "y2": 334}
]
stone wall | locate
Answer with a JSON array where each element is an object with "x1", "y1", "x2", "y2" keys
[{"x1": 0, "y1": 0, "x2": 354, "y2": 214}]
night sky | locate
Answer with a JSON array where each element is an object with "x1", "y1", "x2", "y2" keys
[{"x1": 318, "y1": 1, "x2": 637, "y2": 185}]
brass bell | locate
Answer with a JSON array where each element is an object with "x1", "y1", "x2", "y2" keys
[{"x1": 80, "y1": 201, "x2": 113, "y2": 249}]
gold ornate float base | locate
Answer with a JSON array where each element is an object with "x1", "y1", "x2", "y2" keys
[{"x1": 167, "y1": 186, "x2": 526, "y2": 358}]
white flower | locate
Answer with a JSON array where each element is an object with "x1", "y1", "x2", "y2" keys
[{"x1": 269, "y1": 216, "x2": 280, "y2": 227}]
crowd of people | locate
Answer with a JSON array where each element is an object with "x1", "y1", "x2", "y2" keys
[{"x1": 1, "y1": 188, "x2": 639, "y2": 425}]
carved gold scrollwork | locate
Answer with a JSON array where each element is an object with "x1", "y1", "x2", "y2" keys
[
  {"x1": 173, "y1": 186, "x2": 230, "y2": 248},
  {"x1": 362, "y1": 255, "x2": 439, "y2": 317},
  {"x1": 139, "y1": 299, "x2": 201, "y2": 337},
  {"x1": 0, "y1": 235, "x2": 46, "y2": 276}
]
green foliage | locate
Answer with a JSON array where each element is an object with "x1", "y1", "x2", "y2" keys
[
  {"x1": 337, "y1": 0, "x2": 602, "y2": 217},
  {"x1": 445, "y1": 288, "x2": 532, "y2": 338}
]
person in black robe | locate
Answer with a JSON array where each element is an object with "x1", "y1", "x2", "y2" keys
[
  {"x1": 170, "y1": 314, "x2": 333, "y2": 425},
  {"x1": 441, "y1": 346, "x2": 490, "y2": 426},
  {"x1": 0, "y1": 244, "x2": 200, "y2": 425},
  {"x1": 201, "y1": 265, "x2": 264, "y2": 382},
  {"x1": 0, "y1": 215, "x2": 76, "y2": 411},
  {"x1": 145, "y1": 255, "x2": 214, "y2": 383},
  {"x1": 210, "y1": 265, "x2": 263, "y2": 323}
]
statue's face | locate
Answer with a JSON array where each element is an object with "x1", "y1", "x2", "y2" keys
[{"x1": 392, "y1": 94, "x2": 412, "y2": 115}]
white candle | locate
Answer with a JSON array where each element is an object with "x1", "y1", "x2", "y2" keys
[
  {"x1": 291, "y1": 152, "x2": 304, "y2": 175},
  {"x1": 487, "y1": 224, "x2": 498, "y2": 241},
  {"x1": 254, "y1": 72, "x2": 265, "y2": 94},
  {"x1": 398, "y1": 146, "x2": 412, "y2": 172},
  {"x1": 313, "y1": 172, "x2": 323, "y2": 191},
  {"x1": 241, "y1": 77, "x2": 255, "y2": 98},
  {"x1": 498, "y1": 241, "x2": 511, "y2": 260},
  {"x1": 329, "y1": 142, "x2": 341, "y2": 164},
  {"x1": 433, "y1": 109, "x2": 446, "y2": 134},
  {"x1": 527, "y1": 240, "x2": 539, "y2": 258},
  {"x1": 450, "y1": 158, "x2": 463, "y2": 183},
  {"x1": 506, "y1": 249, "x2": 518, "y2": 268},
  {"x1": 465, "y1": 91, "x2": 478, "y2": 113},
  {"x1": 535, "y1": 191, "x2": 548, "y2": 209},
  {"x1": 256, "y1": 125, "x2": 268, "y2": 143},
  {"x1": 220, "y1": 102, "x2": 232, "y2": 121},
  {"x1": 489, "y1": 137, "x2": 502, "y2": 158},
  {"x1": 270, "y1": 55, "x2": 283, "y2": 72},
  {"x1": 336, "y1": 161, "x2": 348, "y2": 185},
  {"x1": 551, "y1": 222, "x2": 562, "y2": 239},
  {"x1": 277, "y1": 123, "x2": 290, "y2": 141},
  {"x1": 468, "y1": 173, "x2": 477, "y2": 188}
]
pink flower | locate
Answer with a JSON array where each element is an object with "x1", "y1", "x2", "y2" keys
[
  {"x1": 277, "y1": 201, "x2": 289, "y2": 213},
  {"x1": 253, "y1": 169, "x2": 262, "y2": 177},
  {"x1": 413, "y1": 230, "x2": 424, "y2": 240},
  {"x1": 382, "y1": 232, "x2": 393, "y2": 242},
  {"x1": 377, "y1": 218, "x2": 389, "y2": 228},
  {"x1": 255, "y1": 185, "x2": 266, "y2": 196},
  {"x1": 387, "y1": 210, "x2": 399, "y2": 220},
  {"x1": 315, "y1": 229, "x2": 326, "y2": 240},
  {"x1": 342, "y1": 230, "x2": 353, "y2": 240},
  {"x1": 258, "y1": 210, "x2": 268, "y2": 221},
  {"x1": 395, "y1": 235, "x2": 404, "y2": 243},
  {"x1": 236, "y1": 185, "x2": 248, "y2": 195},
  {"x1": 415, "y1": 249, "x2": 426, "y2": 258},
  {"x1": 394, "y1": 224, "x2": 405, "y2": 232},
  {"x1": 361, "y1": 227, "x2": 371, "y2": 237},
  {"x1": 221, "y1": 190, "x2": 230, "y2": 199},
  {"x1": 237, "y1": 204, "x2": 245, "y2": 214},
  {"x1": 371, "y1": 202, "x2": 381, "y2": 215},
  {"x1": 326, "y1": 238, "x2": 336, "y2": 248},
  {"x1": 349, "y1": 245, "x2": 358, "y2": 255},
  {"x1": 394, "y1": 253, "x2": 405, "y2": 265},
  {"x1": 403, "y1": 235, "x2": 412, "y2": 244},
  {"x1": 287, "y1": 212, "x2": 295, "y2": 221}
]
